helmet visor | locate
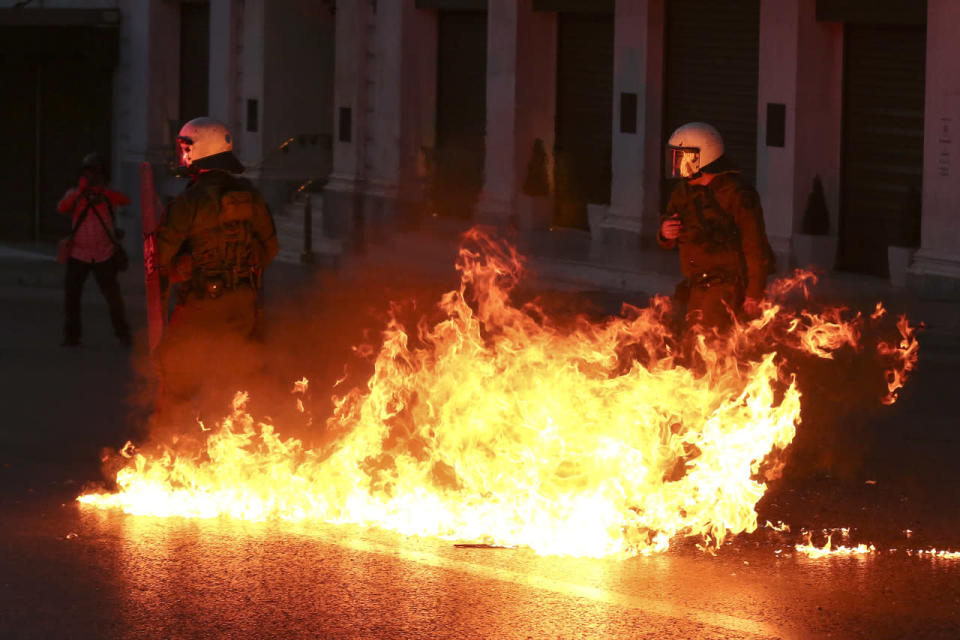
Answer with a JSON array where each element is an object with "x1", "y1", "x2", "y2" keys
[
  {"x1": 666, "y1": 146, "x2": 700, "y2": 179},
  {"x1": 176, "y1": 136, "x2": 194, "y2": 168}
]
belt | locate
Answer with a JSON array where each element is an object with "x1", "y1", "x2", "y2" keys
[
  {"x1": 180, "y1": 270, "x2": 259, "y2": 301},
  {"x1": 688, "y1": 271, "x2": 739, "y2": 288}
]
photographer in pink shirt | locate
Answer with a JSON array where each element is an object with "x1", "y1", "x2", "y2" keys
[{"x1": 57, "y1": 152, "x2": 132, "y2": 347}]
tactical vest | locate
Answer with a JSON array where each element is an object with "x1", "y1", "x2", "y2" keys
[
  {"x1": 707, "y1": 178, "x2": 777, "y2": 275},
  {"x1": 670, "y1": 177, "x2": 774, "y2": 269},
  {"x1": 189, "y1": 185, "x2": 265, "y2": 278},
  {"x1": 679, "y1": 183, "x2": 742, "y2": 254}
]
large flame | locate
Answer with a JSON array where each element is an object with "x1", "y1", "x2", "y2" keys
[{"x1": 79, "y1": 229, "x2": 919, "y2": 557}]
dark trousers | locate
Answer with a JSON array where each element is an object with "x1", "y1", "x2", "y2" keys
[
  {"x1": 153, "y1": 287, "x2": 261, "y2": 430},
  {"x1": 63, "y1": 257, "x2": 130, "y2": 343},
  {"x1": 686, "y1": 280, "x2": 744, "y2": 330}
]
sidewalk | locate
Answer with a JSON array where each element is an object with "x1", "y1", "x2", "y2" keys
[
  {"x1": 0, "y1": 242, "x2": 144, "y2": 293},
  {"x1": 325, "y1": 215, "x2": 960, "y2": 354},
  {"x1": 4, "y1": 222, "x2": 959, "y2": 354}
]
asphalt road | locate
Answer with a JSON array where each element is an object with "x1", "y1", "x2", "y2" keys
[
  {"x1": 2, "y1": 244, "x2": 960, "y2": 639},
  {"x1": 3, "y1": 495, "x2": 960, "y2": 640}
]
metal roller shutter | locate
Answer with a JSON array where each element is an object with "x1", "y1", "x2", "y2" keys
[
  {"x1": 663, "y1": 0, "x2": 760, "y2": 187},
  {"x1": 554, "y1": 12, "x2": 614, "y2": 229},
  {"x1": 0, "y1": 24, "x2": 116, "y2": 241},
  {"x1": 838, "y1": 24, "x2": 925, "y2": 276},
  {"x1": 179, "y1": 2, "x2": 210, "y2": 122},
  {"x1": 0, "y1": 63, "x2": 36, "y2": 239},
  {"x1": 433, "y1": 10, "x2": 487, "y2": 218}
]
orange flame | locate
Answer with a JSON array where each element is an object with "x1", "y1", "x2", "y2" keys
[
  {"x1": 877, "y1": 315, "x2": 920, "y2": 405},
  {"x1": 796, "y1": 534, "x2": 876, "y2": 558},
  {"x1": 78, "y1": 230, "x2": 919, "y2": 557},
  {"x1": 793, "y1": 528, "x2": 960, "y2": 561},
  {"x1": 794, "y1": 527, "x2": 873, "y2": 557}
]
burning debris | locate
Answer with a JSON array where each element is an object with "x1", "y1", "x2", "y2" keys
[
  {"x1": 79, "y1": 229, "x2": 920, "y2": 558},
  {"x1": 777, "y1": 527, "x2": 960, "y2": 560},
  {"x1": 795, "y1": 528, "x2": 875, "y2": 558}
]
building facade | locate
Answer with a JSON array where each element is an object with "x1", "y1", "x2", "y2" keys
[
  {"x1": 325, "y1": 0, "x2": 960, "y2": 297},
  {"x1": 0, "y1": 0, "x2": 334, "y2": 258},
  {"x1": 4, "y1": 0, "x2": 958, "y2": 298}
]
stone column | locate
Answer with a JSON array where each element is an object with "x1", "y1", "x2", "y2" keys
[
  {"x1": 755, "y1": 0, "x2": 799, "y2": 263},
  {"x1": 116, "y1": 0, "x2": 181, "y2": 204},
  {"x1": 756, "y1": 0, "x2": 843, "y2": 271},
  {"x1": 358, "y1": 1, "x2": 437, "y2": 239},
  {"x1": 791, "y1": 0, "x2": 842, "y2": 239},
  {"x1": 235, "y1": 0, "x2": 264, "y2": 171},
  {"x1": 112, "y1": 0, "x2": 180, "y2": 255},
  {"x1": 603, "y1": 0, "x2": 663, "y2": 249},
  {"x1": 325, "y1": 0, "x2": 436, "y2": 241},
  {"x1": 911, "y1": 0, "x2": 960, "y2": 298},
  {"x1": 396, "y1": 6, "x2": 437, "y2": 213},
  {"x1": 323, "y1": 0, "x2": 373, "y2": 239},
  {"x1": 119, "y1": 0, "x2": 180, "y2": 165},
  {"x1": 477, "y1": 0, "x2": 556, "y2": 226},
  {"x1": 364, "y1": 0, "x2": 403, "y2": 206},
  {"x1": 364, "y1": 2, "x2": 436, "y2": 220},
  {"x1": 208, "y1": 0, "x2": 243, "y2": 138}
]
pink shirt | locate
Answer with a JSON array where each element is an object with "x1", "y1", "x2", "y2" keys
[{"x1": 58, "y1": 186, "x2": 131, "y2": 263}]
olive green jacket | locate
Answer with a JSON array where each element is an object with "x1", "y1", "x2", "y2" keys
[
  {"x1": 658, "y1": 172, "x2": 774, "y2": 300},
  {"x1": 156, "y1": 170, "x2": 278, "y2": 277}
]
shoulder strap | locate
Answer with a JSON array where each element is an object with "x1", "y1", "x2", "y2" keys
[
  {"x1": 91, "y1": 204, "x2": 122, "y2": 248},
  {"x1": 104, "y1": 193, "x2": 116, "y2": 225},
  {"x1": 67, "y1": 199, "x2": 94, "y2": 239}
]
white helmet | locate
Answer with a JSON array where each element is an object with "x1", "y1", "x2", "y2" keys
[
  {"x1": 176, "y1": 117, "x2": 244, "y2": 173},
  {"x1": 666, "y1": 122, "x2": 725, "y2": 179}
]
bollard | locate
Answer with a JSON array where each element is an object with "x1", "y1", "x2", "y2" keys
[{"x1": 300, "y1": 193, "x2": 315, "y2": 264}]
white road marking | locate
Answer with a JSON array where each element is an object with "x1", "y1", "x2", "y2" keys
[{"x1": 339, "y1": 536, "x2": 789, "y2": 639}]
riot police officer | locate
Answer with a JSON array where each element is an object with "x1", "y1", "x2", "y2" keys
[
  {"x1": 152, "y1": 117, "x2": 278, "y2": 425},
  {"x1": 658, "y1": 122, "x2": 775, "y2": 330}
]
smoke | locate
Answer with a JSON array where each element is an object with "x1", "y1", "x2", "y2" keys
[
  {"x1": 784, "y1": 338, "x2": 887, "y2": 479},
  {"x1": 757, "y1": 286, "x2": 918, "y2": 484},
  {"x1": 120, "y1": 230, "x2": 465, "y2": 464},
  {"x1": 118, "y1": 230, "x2": 916, "y2": 498}
]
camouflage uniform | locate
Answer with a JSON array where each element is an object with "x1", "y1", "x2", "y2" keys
[
  {"x1": 153, "y1": 170, "x2": 278, "y2": 421},
  {"x1": 658, "y1": 171, "x2": 774, "y2": 329}
]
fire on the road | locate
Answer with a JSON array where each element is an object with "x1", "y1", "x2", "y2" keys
[
  {"x1": 792, "y1": 527, "x2": 960, "y2": 560},
  {"x1": 78, "y1": 229, "x2": 919, "y2": 557}
]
